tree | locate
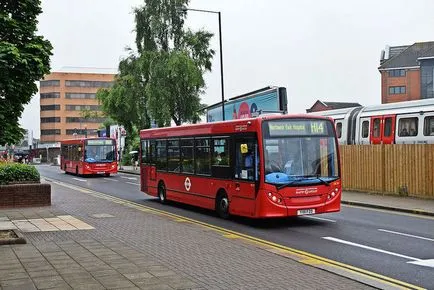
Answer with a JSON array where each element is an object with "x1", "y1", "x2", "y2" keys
[
  {"x1": 0, "y1": 0, "x2": 52, "y2": 145},
  {"x1": 97, "y1": 0, "x2": 215, "y2": 129}
]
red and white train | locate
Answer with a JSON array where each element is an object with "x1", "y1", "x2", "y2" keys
[{"x1": 309, "y1": 99, "x2": 434, "y2": 145}]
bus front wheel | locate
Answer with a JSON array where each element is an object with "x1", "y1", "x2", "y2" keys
[
  {"x1": 158, "y1": 182, "x2": 167, "y2": 204},
  {"x1": 216, "y1": 191, "x2": 230, "y2": 219}
]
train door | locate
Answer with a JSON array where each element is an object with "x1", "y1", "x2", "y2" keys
[
  {"x1": 358, "y1": 118, "x2": 370, "y2": 144},
  {"x1": 370, "y1": 115, "x2": 396, "y2": 144},
  {"x1": 382, "y1": 115, "x2": 396, "y2": 144}
]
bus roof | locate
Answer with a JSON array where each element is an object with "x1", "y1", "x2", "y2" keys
[
  {"x1": 140, "y1": 114, "x2": 332, "y2": 139},
  {"x1": 60, "y1": 137, "x2": 115, "y2": 144}
]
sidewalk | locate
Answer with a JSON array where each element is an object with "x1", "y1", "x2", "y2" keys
[
  {"x1": 119, "y1": 166, "x2": 434, "y2": 217},
  {"x1": 0, "y1": 181, "x2": 373, "y2": 289}
]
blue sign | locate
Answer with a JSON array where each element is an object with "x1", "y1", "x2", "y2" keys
[{"x1": 207, "y1": 87, "x2": 286, "y2": 122}]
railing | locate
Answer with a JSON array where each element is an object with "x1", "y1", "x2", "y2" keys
[{"x1": 340, "y1": 144, "x2": 434, "y2": 199}]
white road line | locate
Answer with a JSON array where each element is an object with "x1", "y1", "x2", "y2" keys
[
  {"x1": 126, "y1": 182, "x2": 140, "y2": 186},
  {"x1": 322, "y1": 236, "x2": 421, "y2": 261},
  {"x1": 378, "y1": 229, "x2": 434, "y2": 242},
  {"x1": 72, "y1": 178, "x2": 87, "y2": 182},
  {"x1": 103, "y1": 178, "x2": 119, "y2": 182},
  {"x1": 303, "y1": 216, "x2": 336, "y2": 223},
  {"x1": 120, "y1": 176, "x2": 137, "y2": 180}
]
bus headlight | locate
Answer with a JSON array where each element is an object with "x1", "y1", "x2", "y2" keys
[{"x1": 267, "y1": 192, "x2": 284, "y2": 205}]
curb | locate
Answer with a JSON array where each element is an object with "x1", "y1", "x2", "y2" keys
[
  {"x1": 342, "y1": 200, "x2": 434, "y2": 217},
  {"x1": 118, "y1": 170, "x2": 140, "y2": 175},
  {"x1": 0, "y1": 229, "x2": 27, "y2": 245}
]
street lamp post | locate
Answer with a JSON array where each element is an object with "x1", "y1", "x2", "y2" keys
[{"x1": 179, "y1": 7, "x2": 225, "y2": 121}]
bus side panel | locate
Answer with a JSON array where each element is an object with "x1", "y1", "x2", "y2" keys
[{"x1": 160, "y1": 173, "x2": 215, "y2": 210}]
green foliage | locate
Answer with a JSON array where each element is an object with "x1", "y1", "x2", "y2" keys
[
  {"x1": 98, "y1": 0, "x2": 215, "y2": 130},
  {"x1": 0, "y1": 163, "x2": 40, "y2": 185},
  {"x1": 0, "y1": 0, "x2": 53, "y2": 145}
]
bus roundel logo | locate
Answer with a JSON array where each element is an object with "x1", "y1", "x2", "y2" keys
[{"x1": 184, "y1": 177, "x2": 191, "y2": 191}]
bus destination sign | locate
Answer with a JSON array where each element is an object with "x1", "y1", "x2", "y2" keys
[
  {"x1": 268, "y1": 120, "x2": 329, "y2": 137},
  {"x1": 86, "y1": 140, "x2": 114, "y2": 146}
]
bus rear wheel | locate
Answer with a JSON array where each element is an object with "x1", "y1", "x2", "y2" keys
[
  {"x1": 158, "y1": 182, "x2": 167, "y2": 204},
  {"x1": 216, "y1": 191, "x2": 230, "y2": 219}
]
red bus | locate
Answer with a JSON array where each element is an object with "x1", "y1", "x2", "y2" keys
[
  {"x1": 60, "y1": 137, "x2": 118, "y2": 176},
  {"x1": 139, "y1": 115, "x2": 341, "y2": 218}
]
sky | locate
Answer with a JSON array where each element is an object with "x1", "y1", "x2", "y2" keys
[{"x1": 20, "y1": 0, "x2": 434, "y2": 138}]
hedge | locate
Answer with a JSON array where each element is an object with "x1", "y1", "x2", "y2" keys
[{"x1": 0, "y1": 163, "x2": 40, "y2": 185}]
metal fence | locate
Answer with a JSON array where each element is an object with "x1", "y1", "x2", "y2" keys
[{"x1": 340, "y1": 145, "x2": 434, "y2": 199}]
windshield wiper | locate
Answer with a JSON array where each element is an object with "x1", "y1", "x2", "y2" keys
[
  {"x1": 304, "y1": 175, "x2": 332, "y2": 186},
  {"x1": 276, "y1": 177, "x2": 304, "y2": 190}
]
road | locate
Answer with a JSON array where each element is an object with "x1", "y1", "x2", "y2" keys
[{"x1": 38, "y1": 165, "x2": 434, "y2": 289}]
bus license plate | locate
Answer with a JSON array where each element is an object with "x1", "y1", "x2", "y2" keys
[
  {"x1": 97, "y1": 171, "x2": 105, "y2": 174},
  {"x1": 297, "y1": 209, "x2": 315, "y2": 215}
]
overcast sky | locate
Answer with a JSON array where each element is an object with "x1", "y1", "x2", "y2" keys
[{"x1": 20, "y1": 0, "x2": 434, "y2": 138}]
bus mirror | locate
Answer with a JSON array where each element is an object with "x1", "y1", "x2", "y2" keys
[{"x1": 240, "y1": 144, "x2": 248, "y2": 154}]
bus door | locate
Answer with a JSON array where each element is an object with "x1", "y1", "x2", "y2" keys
[
  {"x1": 140, "y1": 140, "x2": 156, "y2": 193},
  {"x1": 229, "y1": 135, "x2": 258, "y2": 216},
  {"x1": 370, "y1": 115, "x2": 396, "y2": 144}
]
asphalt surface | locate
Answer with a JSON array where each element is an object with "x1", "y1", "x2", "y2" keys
[{"x1": 38, "y1": 165, "x2": 434, "y2": 289}]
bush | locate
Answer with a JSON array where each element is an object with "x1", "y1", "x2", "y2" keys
[{"x1": 0, "y1": 163, "x2": 40, "y2": 185}]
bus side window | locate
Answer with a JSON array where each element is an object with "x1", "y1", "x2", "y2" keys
[{"x1": 235, "y1": 139, "x2": 257, "y2": 181}]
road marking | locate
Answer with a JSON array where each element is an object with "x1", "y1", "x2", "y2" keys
[
  {"x1": 120, "y1": 176, "x2": 137, "y2": 180},
  {"x1": 303, "y1": 216, "x2": 336, "y2": 223},
  {"x1": 103, "y1": 178, "x2": 119, "y2": 182},
  {"x1": 408, "y1": 259, "x2": 434, "y2": 267},
  {"x1": 323, "y1": 237, "x2": 421, "y2": 261},
  {"x1": 43, "y1": 177, "x2": 425, "y2": 290},
  {"x1": 343, "y1": 204, "x2": 434, "y2": 220},
  {"x1": 72, "y1": 177, "x2": 87, "y2": 182},
  {"x1": 126, "y1": 182, "x2": 140, "y2": 186},
  {"x1": 378, "y1": 229, "x2": 434, "y2": 242}
]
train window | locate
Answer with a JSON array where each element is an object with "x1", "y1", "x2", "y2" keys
[
  {"x1": 398, "y1": 118, "x2": 418, "y2": 137},
  {"x1": 336, "y1": 122, "x2": 342, "y2": 139},
  {"x1": 373, "y1": 119, "x2": 381, "y2": 138},
  {"x1": 384, "y1": 117, "x2": 392, "y2": 137},
  {"x1": 362, "y1": 121, "x2": 369, "y2": 138},
  {"x1": 424, "y1": 117, "x2": 434, "y2": 136}
]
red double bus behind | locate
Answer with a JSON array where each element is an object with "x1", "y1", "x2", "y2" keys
[
  {"x1": 139, "y1": 115, "x2": 341, "y2": 218},
  {"x1": 60, "y1": 137, "x2": 118, "y2": 176}
]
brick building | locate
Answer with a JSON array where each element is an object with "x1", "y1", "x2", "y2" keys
[
  {"x1": 306, "y1": 100, "x2": 361, "y2": 113},
  {"x1": 39, "y1": 67, "x2": 116, "y2": 143},
  {"x1": 378, "y1": 42, "x2": 434, "y2": 104}
]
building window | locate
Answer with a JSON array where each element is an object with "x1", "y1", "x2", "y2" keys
[
  {"x1": 424, "y1": 116, "x2": 434, "y2": 136},
  {"x1": 65, "y1": 80, "x2": 113, "y2": 88},
  {"x1": 65, "y1": 129, "x2": 93, "y2": 135},
  {"x1": 40, "y1": 80, "x2": 60, "y2": 87},
  {"x1": 361, "y1": 121, "x2": 369, "y2": 138},
  {"x1": 389, "y1": 86, "x2": 406, "y2": 95},
  {"x1": 398, "y1": 117, "x2": 418, "y2": 137},
  {"x1": 40, "y1": 92, "x2": 60, "y2": 99},
  {"x1": 66, "y1": 117, "x2": 105, "y2": 123},
  {"x1": 65, "y1": 93, "x2": 97, "y2": 99},
  {"x1": 41, "y1": 117, "x2": 60, "y2": 123},
  {"x1": 388, "y1": 69, "x2": 406, "y2": 77},
  {"x1": 41, "y1": 129, "x2": 61, "y2": 135},
  {"x1": 65, "y1": 105, "x2": 101, "y2": 111},
  {"x1": 420, "y1": 60, "x2": 434, "y2": 99},
  {"x1": 40, "y1": 104, "x2": 60, "y2": 111}
]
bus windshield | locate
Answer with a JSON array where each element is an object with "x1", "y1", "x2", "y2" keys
[
  {"x1": 84, "y1": 140, "x2": 116, "y2": 163},
  {"x1": 263, "y1": 119, "x2": 339, "y2": 185}
]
